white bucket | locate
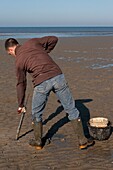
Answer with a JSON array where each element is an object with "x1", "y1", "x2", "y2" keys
[{"x1": 89, "y1": 117, "x2": 108, "y2": 128}]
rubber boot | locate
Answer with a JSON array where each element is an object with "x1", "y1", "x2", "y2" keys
[
  {"x1": 29, "y1": 120, "x2": 43, "y2": 150},
  {"x1": 71, "y1": 118, "x2": 94, "y2": 149}
]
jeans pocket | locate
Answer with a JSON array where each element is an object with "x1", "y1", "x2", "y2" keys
[
  {"x1": 35, "y1": 81, "x2": 47, "y2": 93},
  {"x1": 54, "y1": 74, "x2": 68, "y2": 90}
]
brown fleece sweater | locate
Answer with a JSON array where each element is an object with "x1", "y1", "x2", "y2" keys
[{"x1": 15, "y1": 36, "x2": 62, "y2": 107}]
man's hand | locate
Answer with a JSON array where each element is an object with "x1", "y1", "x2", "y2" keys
[{"x1": 17, "y1": 107, "x2": 26, "y2": 114}]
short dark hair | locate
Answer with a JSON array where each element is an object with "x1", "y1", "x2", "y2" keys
[{"x1": 5, "y1": 38, "x2": 19, "y2": 50}]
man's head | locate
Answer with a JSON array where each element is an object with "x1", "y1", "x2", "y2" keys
[{"x1": 5, "y1": 38, "x2": 19, "y2": 57}]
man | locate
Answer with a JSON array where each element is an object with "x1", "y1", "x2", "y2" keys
[{"x1": 5, "y1": 36, "x2": 94, "y2": 150}]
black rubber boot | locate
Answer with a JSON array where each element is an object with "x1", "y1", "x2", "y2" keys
[
  {"x1": 71, "y1": 118, "x2": 94, "y2": 149},
  {"x1": 29, "y1": 120, "x2": 43, "y2": 150}
]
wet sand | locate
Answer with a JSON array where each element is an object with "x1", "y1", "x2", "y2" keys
[{"x1": 0, "y1": 36, "x2": 113, "y2": 169}]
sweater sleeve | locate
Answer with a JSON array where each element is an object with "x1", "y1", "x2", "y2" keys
[
  {"x1": 16, "y1": 66, "x2": 27, "y2": 107},
  {"x1": 39, "y1": 36, "x2": 58, "y2": 53}
]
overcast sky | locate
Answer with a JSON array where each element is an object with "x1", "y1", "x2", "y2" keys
[{"x1": 0, "y1": 0, "x2": 113, "y2": 27}]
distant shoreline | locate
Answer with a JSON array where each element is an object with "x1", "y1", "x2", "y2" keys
[{"x1": 0, "y1": 26, "x2": 113, "y2": 40}]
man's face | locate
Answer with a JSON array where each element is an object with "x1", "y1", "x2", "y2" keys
[{"x1": 7, "y1": 46, "x2": 16, "y2": 57}]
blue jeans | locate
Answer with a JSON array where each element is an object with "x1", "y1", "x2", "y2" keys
[{"x1": 32, "y1": 74, "x2": 79, "y2": 122}]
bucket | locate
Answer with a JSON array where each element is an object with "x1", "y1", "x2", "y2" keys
[{"x1": 88, "y1": 117, "x2": 112, "y2": 141}]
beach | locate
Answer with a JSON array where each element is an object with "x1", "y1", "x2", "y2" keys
[{"x1": 0, "y1": 36, "x2": 113, "y2": 169}]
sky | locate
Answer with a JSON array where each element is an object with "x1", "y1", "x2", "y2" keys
[{"x1": 0, "y1": 0, "x2": 113, "y2": 27}]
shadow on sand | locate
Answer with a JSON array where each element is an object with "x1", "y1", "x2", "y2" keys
[
  {"x1": 17, "y1": 99, "x2": 93, "y2": 144},
  {"x1": 43, "y1": 99, "x2": 93, "y2": 145}
]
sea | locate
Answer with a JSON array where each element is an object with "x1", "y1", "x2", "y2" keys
[{"x1": 0, "y1": 27, "x2": 113, "y2": 40}]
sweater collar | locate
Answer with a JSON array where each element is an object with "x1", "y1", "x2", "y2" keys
[{"x1": 15, "y1": 45, "x2": 21, "y2": 56}]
